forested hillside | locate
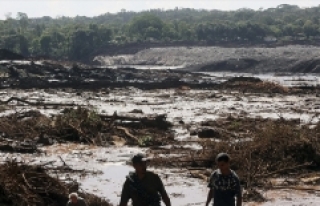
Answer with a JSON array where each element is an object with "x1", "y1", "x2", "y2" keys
[{"x1": 1, "y1": 4, "x2": 320, "y2": 61}]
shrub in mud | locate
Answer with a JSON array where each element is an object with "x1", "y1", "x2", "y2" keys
[
  {"x1": 55, "y1": 107, "x2": 103, "y2": 142},
  {"x1": 138, "y1": 136, "x2": 154, "y2": 147}
]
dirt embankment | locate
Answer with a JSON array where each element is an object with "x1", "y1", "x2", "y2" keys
[
  {"x1": 87, "y1": 40, "x2": 320, "y2": 63},
  {"x1": 0, "y1": 58, "x2": 318, "y2": 93},
  {"x1": 94, "y1": 46, "x2": 320, "y2": 73}
]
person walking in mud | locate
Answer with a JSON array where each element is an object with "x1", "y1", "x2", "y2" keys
[
  {"x1": 205, "y1": 153, "x2": 242, "y2": 206},
  {"x1": 119, "y1": 153, "x2": 171, "y2": 206},
  {"x1": 67, "y1": 193, "x2": 88, "y2": 206}
]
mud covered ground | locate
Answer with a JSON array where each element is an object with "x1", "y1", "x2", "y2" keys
[
  {"x1": 0, "y1": 70, "x2": 319, "y2": 205},
  {"x1": 94, "y1": 46, "x2": 320, "y2": 73},
  {"x1": 0, "y1": 49, "x2": 320, "y2": 205},
  {"x1": 1, "y1": 52, "x2": 320, "y2": 91}
]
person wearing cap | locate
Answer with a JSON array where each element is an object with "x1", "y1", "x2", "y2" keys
[
  {"x1": 67, "y1": 193, "x2": 87, "y2": 206},
  {"x1": 205, "y1": 153, "x2": 242, "y2": 206},
  {"x1": 119, "y1": 153, "x2": 171, "y2": 206}
]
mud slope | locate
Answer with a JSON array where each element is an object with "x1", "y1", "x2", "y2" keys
[{"x1": 94, "y1": 46, "x2": 320, "y2": 73}]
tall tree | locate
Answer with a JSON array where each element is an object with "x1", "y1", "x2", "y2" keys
[
  {"x1": 129, "y1": 14, "x2": 164, "y2": 39},
  {"x1": 16, "y1": 12, "x2": 29, "y2": 34},
  {"x1": 303, "y1": 20, "x2": 319, "y2": 38},
  {"x1": 40, "y1": 35, "x2": 52, "y2": 55},
  {"x1": 19, "y1": 35, "x2": 29, "y2": 56}
]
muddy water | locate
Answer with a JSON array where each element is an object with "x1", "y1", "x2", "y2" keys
[
  {"x1": 0, "y1": 144, "x2": 208, "y2": 206},
  {"x1": 0, "y1": 88, "x2": 319, "y2": 147},
  {"x1": 1, "y1": 144, "x2": 320, "y2": 206},
  {"x1": 1, "y1": 86, "x2": 319, "y2": 130},
  {"x1": 0, "y1": 74, "x2": 320, "y2": 205},
  {"x1": 247, "y1": 189, "x2": 320, "y2": 206}
]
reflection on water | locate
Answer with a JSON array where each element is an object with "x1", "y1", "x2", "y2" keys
[
  {"x1": 76, "y1": 164, "x2": 208, "y2": 206},
  {"x1": 77, "y1": 164, "x2": 133, "y2": 204}
]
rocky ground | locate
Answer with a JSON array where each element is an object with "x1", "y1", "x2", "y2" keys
[{"x1": 94, "y1": 46, "x2": 320, "y2": 73}]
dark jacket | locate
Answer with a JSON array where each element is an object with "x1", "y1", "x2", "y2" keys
[{"x1": 120, "y1": 171, "x2": 165, "y2": 206}]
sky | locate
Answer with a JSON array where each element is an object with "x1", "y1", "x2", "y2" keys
[{"x1": 0, "y1": 0, "x2": 319, "y2": 19}]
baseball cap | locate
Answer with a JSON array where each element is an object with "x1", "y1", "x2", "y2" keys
[{"x1": 131, "y1": 153, "x2": 149, "y2": 164}]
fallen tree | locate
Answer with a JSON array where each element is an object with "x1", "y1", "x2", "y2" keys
[
  {"x1": 0, "y1": 107, "x2": 173, "y2": 152},
  {"x1": 0, "y1": 161, "x2": 112, "y2": 206}
]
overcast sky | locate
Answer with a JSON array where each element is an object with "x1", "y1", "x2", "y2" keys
[{"x1": 0, "y1": 0, "x2": 319, "y2": 19}]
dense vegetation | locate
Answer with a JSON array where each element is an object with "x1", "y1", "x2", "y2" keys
[{"x1": 1, "y1": 4, "x2": 320, "y2": 60}]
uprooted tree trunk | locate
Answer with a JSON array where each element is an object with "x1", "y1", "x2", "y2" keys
[{"x1": 0, "y1": 107, "x2": 173, "y2": 152}]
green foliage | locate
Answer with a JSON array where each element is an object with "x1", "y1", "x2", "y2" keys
[
  {"x1": 129, "y1": 14, "x2": 164, "y2": 40},
  {"x1": 1, "y1": 5, "x2": 320, "y2": 60},
  {"x1": 229, "y1": 120, "x2": 243, "y2": 131},
  {"x1": 138, "y1": 135, "x2": 154, "y2": 147},
  {"x1": 59, "y1": 107, "x2": 101, "y2": 128},
  {"x1": 40, "y1": 35, "x2": 51, "y2": 55},
  {"x1": 18, "y1": 35, "x2": 29, "y2": 56}
]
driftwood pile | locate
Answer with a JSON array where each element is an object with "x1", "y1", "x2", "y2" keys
[
  {"x1": 0, "y1": 107, "x2": 173, "y2": 153},
  {"x1": 147, "y1": 117, "x2": 320, "y2": 201},
  {"x1": 149, "y1": 117, "x2": 320, "y2": 187},
  {"x1": 0, "y1": 161, "x2": 111, "y2": 206}
]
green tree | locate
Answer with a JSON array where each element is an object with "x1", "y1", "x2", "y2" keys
[
  {"x1": 303, "y1": 20, "x2": 319, "y2": 38},
  {"x1": 31, "y1": 38, "x2": 41, "y2": 55},
  {"x1": 3, "y1": 13, "x2": 14, "y2": 37},
  {"x1": 177, "y1": 22, "x2": 193, "y2": 40},
  {"x1": 3, "y1": 35, "x2": 19, "y2": 52},
  {"x1": 18, "y1": 35, "x2": 29, "y2": 56},
  {"x1": 16, "y1": 12, "x2": 29, "y2": 34},
  {"x1": 162, "y1": 23, "x2": 178, "y2": 41},
  {"x1": 40, "y1": 35, "x2": 52, "y2": 55},
  {"x1": 234, "y1": 8, "x2": 255, "y2": 21},
  {"x1": 2, "y1": 4, "x2": 320, "y2": 61},
  {"x1": 269, "y1": 25, "x2": 282, "y2": 37},
  {"x1": 97, "y1": 26, "x2": 113, "y2": 46},
  {"x1": 144, "y1": 26, "x2": 161, "y2": 39},
  {"x1": 33, "y1": 24, "x2": 43, "y2": 37},
  {"x1": 69, "y1": 29, "x2": 96, "y2": 60},
  {"x1": 129, "y1": 14, "x2": 164, "y2": 39}
]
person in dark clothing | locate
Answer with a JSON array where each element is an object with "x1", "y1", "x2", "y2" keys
[
  {"x1": 66, "y1": 193, "x2": 87, "y2": 206},
  {"x1": 119, "y1": 153, "x2": 171, "y2": 206},
  {"x1": 205, "y1": 153, "x2": 242, "y2": 206}
]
